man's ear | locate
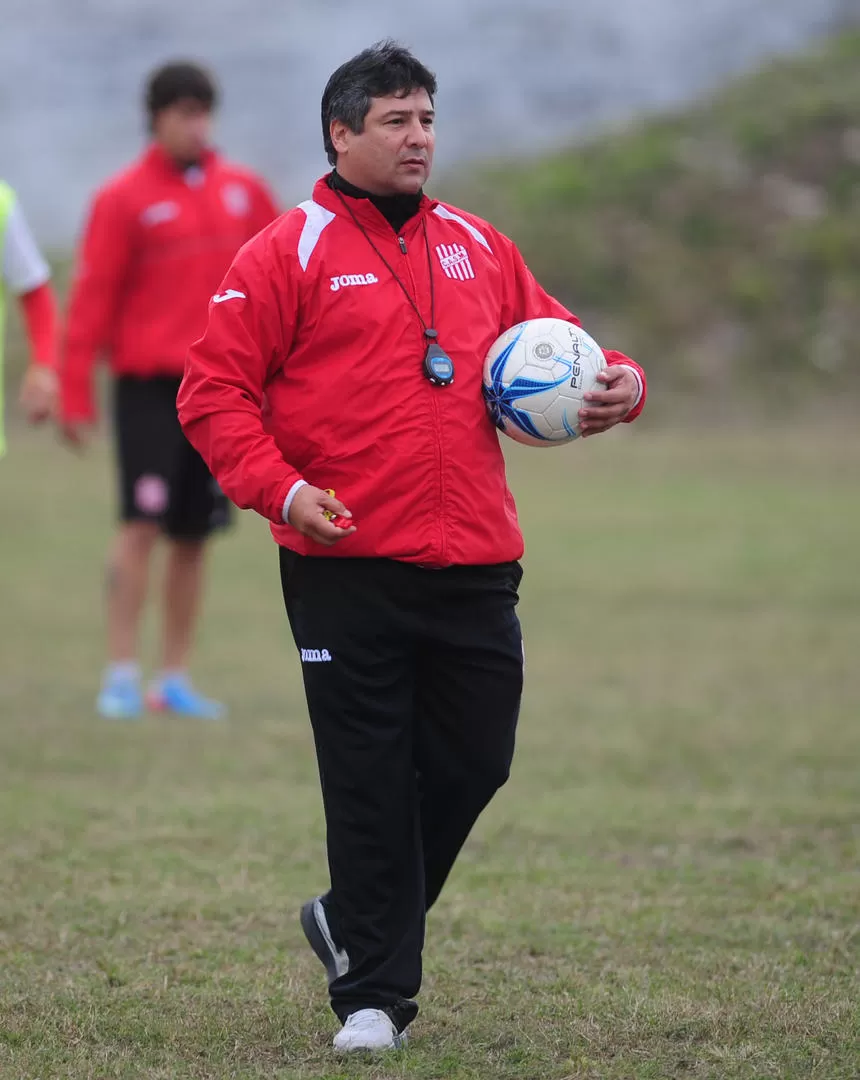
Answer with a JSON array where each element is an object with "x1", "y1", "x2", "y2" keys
[{"x1": 330, "y1": 119, "x2": 351, "y2": 157}]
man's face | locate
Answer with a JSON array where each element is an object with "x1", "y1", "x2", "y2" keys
[
  {"x1": 153, "y1": 99, "x2": 213, "y2": 164},
  {"x1": 331, "y1": 88, "x2": 435, "y2": 196}
]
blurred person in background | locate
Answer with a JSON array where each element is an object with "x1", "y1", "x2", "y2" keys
[
  {"x1": 0, "y1": 179, "x2": 60, "y2": 452},
  {"x1": 178, "y1": 41, "x2": 646, "y2": 1052},
  {"x1": 59, "y1": 61, "x2": 280, "y2": 721}
]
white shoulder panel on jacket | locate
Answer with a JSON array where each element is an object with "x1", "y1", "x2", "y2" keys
[
  {"x1": 296, "y1": 200, "x2": 337, "y2": 271},
  {"x1": 432, "y1": 204, "x2": 492, "y2": 253}
]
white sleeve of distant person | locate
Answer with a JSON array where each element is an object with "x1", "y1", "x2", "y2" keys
[{"x1": 3, "y1": 197, "x2": 51, "y2": 295}]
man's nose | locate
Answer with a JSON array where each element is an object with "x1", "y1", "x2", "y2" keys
[{"x1": 405, "y1": 120, "x2": 429, "y2": 147}]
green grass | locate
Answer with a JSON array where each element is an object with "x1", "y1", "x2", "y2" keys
[{"x1": 1, "y1": 427, "x2": 858, "y2": 1079}]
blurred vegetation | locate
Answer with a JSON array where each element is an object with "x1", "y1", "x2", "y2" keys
[{"x1": 442, "y1": 30, "x2": 860, "y2": 415}]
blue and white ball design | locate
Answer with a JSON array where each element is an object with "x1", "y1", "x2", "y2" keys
[{"x1": 482, "y1": 318, "x2": 606, "y2": 446}]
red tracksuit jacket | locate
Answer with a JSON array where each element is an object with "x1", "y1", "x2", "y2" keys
[
  {"x1": 178, "y1": 176, "x2": 647, "y2": 567},
  {"x1": 61, "y1": 144, "x2": 279, "y2": 422}
]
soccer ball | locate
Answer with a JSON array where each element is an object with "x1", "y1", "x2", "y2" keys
[{"x1": 482, "y1": 318, "x2": 606, "y2": 446}]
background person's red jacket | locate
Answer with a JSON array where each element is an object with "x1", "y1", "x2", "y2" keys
[
  {"x1": 178, "y1": 177, "x2": 647, "y2": 568},
  {"x1": 61, "y1": 144, "x2": 279, "y2": 422}
]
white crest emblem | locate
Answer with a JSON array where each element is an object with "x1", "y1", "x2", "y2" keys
[
  {"x1": 435, "y1": 242, "x2": 475, "y2": 281},
  {"x1": 436, "y1": 243, "x2": 477, "y2": 280},
  {"x1": 222, "y1": 182, "x2": 250, "y2": 217},
  {"x1": 134, "y1": 474, "x2": 169, "y2": 515},
  {"x1": 140, "y1": 201, "x2": 179, "y2": 227}
]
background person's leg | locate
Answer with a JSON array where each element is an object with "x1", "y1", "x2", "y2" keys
[
  {"x1": 100, "y1": 376, "x2": 177, "y2": 719},
  {"x1": 105, "y1": 520, "x2": 161, "y2": 664},
  {"x1": 148, "y1": 388, "x2": 229, "y2": 719},
  {"x1": 98, "y1": 520, "x2": 161, "y2": 719},
  {"x1": 161, "y1": 537, "x2": 207, "y2": 672}
]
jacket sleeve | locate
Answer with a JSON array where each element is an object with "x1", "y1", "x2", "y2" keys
[
  {"x1": 2, "y1": 193, "x2": 51, "y2": 296},
  {"x1": 177, "y1": 231, "x2": 303, "y2": 524},
  {"x1": 61, "y1": 187, "x2": 134, "y2": 422},
  {"x1": 499, "y1": 234, "x2": 647, "y2": 423},
  {"x1": 19, "y1": 283, "x2": 60, "y2": 370},
  {"x1": 3, "y1": 195, "x2": 58, "y2": 369}
]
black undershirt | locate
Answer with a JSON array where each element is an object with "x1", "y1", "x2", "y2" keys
[{"x1": 328, "y1": 170, "x2": 423, "y2": 234}]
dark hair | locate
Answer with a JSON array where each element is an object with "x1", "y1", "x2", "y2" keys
[
  {"x1": 321, "y1": 40, "x2": 437, "y2": 165},
  {"x1": 145, "y1": 61, "x2": 218, "y2": 124}
]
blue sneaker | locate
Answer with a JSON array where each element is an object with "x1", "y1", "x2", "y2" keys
[
  {"x1": 97, "y1": 675, "x2": 143, "y2": 720},
  {"x1": 146, "y1": 674, "x2": 226, "y2": 720}
]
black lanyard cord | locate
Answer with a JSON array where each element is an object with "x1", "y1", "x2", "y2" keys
[{"x1": 333, "y1": 189, "x2": 437, "y2": 341}]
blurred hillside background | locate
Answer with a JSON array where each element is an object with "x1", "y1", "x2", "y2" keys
[
  {"x1": 2, "y1": 0, "x2": 856, "y2": 246},
  {"x1": 3, "y1": 0, "x2": 859, "y2": 420}
]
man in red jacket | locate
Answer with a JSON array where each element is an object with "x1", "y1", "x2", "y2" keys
[
  {"x1": 179, "y1": 41, "x2": 646, "y2": 1051},
  {"x1": 61, "y1": 61, "x2": 279, "y2": 721}
]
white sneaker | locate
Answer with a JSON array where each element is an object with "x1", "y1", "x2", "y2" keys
[{"x1": 332, "y1": 1009, "x2": 408, "y2": 1053}]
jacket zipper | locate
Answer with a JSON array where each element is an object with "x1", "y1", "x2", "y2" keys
[{"x1": 399, "y1": 232, "x2": 448, "y2": 564}]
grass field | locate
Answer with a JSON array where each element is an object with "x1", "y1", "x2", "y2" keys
[{"x1": 0, "y1": 427, "x2": 858, "y2": 1080}]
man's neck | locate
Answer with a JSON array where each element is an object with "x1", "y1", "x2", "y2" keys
[
  {"x1": 153, "y1": 142, "x2": 206, "y2": 173},
  {"x1": 329, "y1": 170, "x2": 423, "y2": 233}
]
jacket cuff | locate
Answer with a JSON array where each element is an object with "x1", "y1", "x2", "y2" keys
[{"x1": 282, "y1": 479, "x2": 308, "y2": 525}]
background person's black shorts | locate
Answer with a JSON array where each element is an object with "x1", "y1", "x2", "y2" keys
[{"x1": 114, "y1": 375, "x2": 231, "y2": 540}]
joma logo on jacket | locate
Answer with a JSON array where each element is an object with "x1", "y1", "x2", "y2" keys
[{"x1": 330, "y1": 273, "x2": 379, "y2": 292}]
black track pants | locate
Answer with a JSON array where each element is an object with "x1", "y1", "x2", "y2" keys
[{"x1": 280, "y1": 551, "x2": 524, "y2": 1030}]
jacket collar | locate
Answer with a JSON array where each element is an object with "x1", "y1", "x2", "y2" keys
[
  {"x1": 311, "y1": 175, "x2": 437, "y2": 238},
  {"x1": 142, "y1": 143, "x2": 219, "y2": 180}
]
